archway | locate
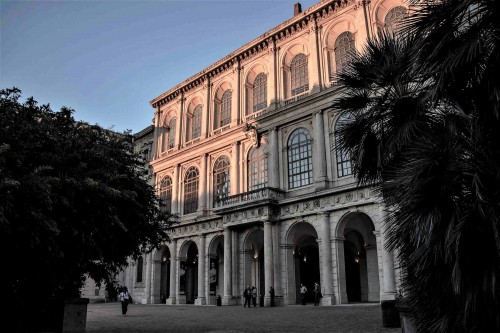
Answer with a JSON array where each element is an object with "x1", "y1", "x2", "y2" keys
[
  {"x1": 286, "y1": 222, "x2": 320, "y2": 304},
  {"x1": 179, "y1": 241, "x2": 199, "y2": 304},
  {"x1": 159, "y1": 247, "x2": 171, "y2": 303},
  {"x1": 337, "y1": 212, "x2": 380, "y2": 303},
  {"x1": 243, "y1": 229, "x2": 264, "y2": 299},
  {"x1": 208, "y1": 235, "x2": 224, "y2": 305}
]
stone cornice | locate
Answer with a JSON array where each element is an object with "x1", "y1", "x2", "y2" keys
[{"x1": 150, "y1": 0, "x2": 355, "y2": 108}]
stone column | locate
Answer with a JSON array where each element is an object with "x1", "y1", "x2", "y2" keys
[
  {"x1": 379, "y1": 207, "x2": 397, "y2": 300},
  {"x1": 167, "y1": 240, "x2": 177, "y2": 305},
  {"x1": 175, "y1": 94, "x2": 184, "y2": 149},
  {"x1": 365, "y1": 245, "x2": 380, "y2": 302},
  {"x1": 223, "y1": 228, "x2": 233, "y2": 305},
  {"x1": 202, "y1": 77, "x2": 210, "y2": 138},
  {"x1": 264, "y1": 221, "x2": 274, "y2": 306},
  {"x1": 145, "y1": 252, "x2": 152, "y2": 304},
  {"x1": 198, "y1": 154, "x2": 207, "y2": 214},
  {"x1": 231, "y1": 231, "x2": 239, "y2": 298},
  {"x1": 230, "y1": 142, "x2": 240, "y2": 195},
  {"x1": 196, "y1": 235, "x2": 206, "y2": 305},
  {"x1": 308, "y1": 18, "x2": 322, "y2": 93},
  {"x1": 272, "y1": 222, "x2": 282, "y2": 303},
  {"x1": 269, "y1": 128, "x2": 280, "y2": 189},
  {"x1": 172, "y1": 165, "x2": 180, "y2": 214},
  {"x1": 235, "y1": 58, "x2": 241, "y2": 125},
  {"x1": 268, "y1": 38, "x2": 279, "y2": 110},
  {"x1": 313, "y1": 111, "x2": 327, "y2": 190},
  {"x1": 152, "y1": 106, "x2": 160, "y2": 159},
  {"x1": 319, "y1": 213, "x2": 334, "y2": 304}
]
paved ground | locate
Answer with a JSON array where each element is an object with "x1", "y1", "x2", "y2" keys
[{"x1": 86, "y1": 303, "x2": 401, "y2": 333}]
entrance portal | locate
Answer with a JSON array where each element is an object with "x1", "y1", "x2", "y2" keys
[
  {"x1": 180, "y1": 242, "x2": 198, "y2": 304},
  {"x1": 286, "y1": 222, "x2": 320, "y2": 305},
  {"x1": 159, "y1": 247, "x2": 171, "y2": 303}
]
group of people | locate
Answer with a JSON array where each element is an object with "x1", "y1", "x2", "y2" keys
[
  {"x1": 243, "y1": 286, "x2": 258, "y2": 307},
  {"x1": 242, "y1": 286, "x2": 277, "y2": 307},
  {"x1": 300, "y1": 282, "x2": 322, "y2": 306}
]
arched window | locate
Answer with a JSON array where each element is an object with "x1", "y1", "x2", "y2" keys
[
  {"x1": 248, "y1": 146, "x2": 268, "y2": 190},
  {"x1": 159, "y1": 176, "x2": 173, "y2": 212},
  {"x1": 183, "y1": 167, "x2": 199, "y2": 214},
  {"x1": 385, "y1": 6, "x2": 407, "y2": 35},
  {"x1": 215, "y1": 90, "x2": 232, "y2": 129},
  {"x1": 290, "y1": 54, "x2": 309, "y2": 96},
  {"x1": 168, "y1": 118, "x2": 176, "y2": 149},
  {"x1": 253, "y1": 73, "x2": 267, "y2": 113},
  {"x1": 213, "y1": 157, "x2": 230, "y2": 202},
  {"x1": 187, "y1": 105, "x2": 202, "y2": 141},
  {"x1": 287, "y1": 128, "x2": 313, "y2": 189},
  {"x1": 334, "y1": 32, "x2": 355, "y2": 74},
  {"x1": 136, "y1": 256, "x2": 143, "y2": 283},
  {"x1": 335, "y1": 113, "x2": 353, "y2": 177}
]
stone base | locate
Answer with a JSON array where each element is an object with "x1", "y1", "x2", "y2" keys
[
  {"x1": 166, "y1": 297, "x2": 176, "y2": 305},
  {"x1": 320, "y1": 296, "x2": 335, "y2": 305},
  {"x1": 221, "y1": 296, "x2": 238, "y2": 306},
  {"x1": 195, "y1": 297, "x2": 206, "y2": 305}
]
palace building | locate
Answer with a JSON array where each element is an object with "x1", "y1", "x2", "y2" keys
[{"x1": 83, "y1": 0, "x2": 408, "y2": 306}]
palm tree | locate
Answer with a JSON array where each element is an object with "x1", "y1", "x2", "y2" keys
[{"x1": 333, "y1": 0, "x2": 500, "y2": 330}]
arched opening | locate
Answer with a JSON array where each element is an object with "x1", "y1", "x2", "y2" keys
[
  {"x1": 244, "y1": 229, "x2": 264, "y2": 300},
  {"x1": 344, "y1": 230, "x2": 364, "y2": 302},
  {"x1": 286, "y1": 222, "x2": 319, "y2": 304},
  {"x1": 180, "y1": 242, "x2": 198, "y2": 304},
  {"x1": 208, "y1": 235, "x2": 224, "y2": 305},
  {"x1": 337, "y1": 212, "x2": 380, "y2": 304},
  {"x1": 159, "y1": 247, "x2": 171, "y2": 303}
]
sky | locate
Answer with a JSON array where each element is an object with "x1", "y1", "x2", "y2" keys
[{"x1": 1, "y1": 0, "x2": 318, "y2": 133}]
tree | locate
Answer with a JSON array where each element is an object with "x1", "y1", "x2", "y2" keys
[
  {"x1": 0, "y1": 88, "x2": 174, "y2": 328},
  {"x1": 333, "y1": 0, "x2": 500, "y2": 330}
]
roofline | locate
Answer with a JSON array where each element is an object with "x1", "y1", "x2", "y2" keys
[{"x1": 150, "y1": 0, "x2": 346, "y2": 108}]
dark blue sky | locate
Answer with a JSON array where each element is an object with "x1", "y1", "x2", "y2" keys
[{"x1": 1, "y1": 0, "x2": 317, "y2": 133}]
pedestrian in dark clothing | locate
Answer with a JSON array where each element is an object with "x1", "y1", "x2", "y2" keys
[
  {"x1": 118, "y1": 287, "x2": 130, "y2": 316},
  {"x1": 243, "y1": 286, "x2": 251, "y2": 308},
  {"x1": 314, "y1": 282, "x2": 321, "y2": 306},
  {"x1": 269, "y1": 286, "x2": 275, "y2": 307},
  {"x1": 252, "y1": 286, "x2": 257, "y2": 307}
]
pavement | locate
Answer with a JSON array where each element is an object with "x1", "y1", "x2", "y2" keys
[{"x1": 86, "y1": 302, "x2": 402, "y2": 333}]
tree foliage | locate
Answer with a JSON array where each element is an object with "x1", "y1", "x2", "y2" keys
[
  {"x1": 333, "y1": 0, "x2": 500, "y2": 331},
  {"x1": 0, "y1": 88, "x2": 174, "y2": 310}
]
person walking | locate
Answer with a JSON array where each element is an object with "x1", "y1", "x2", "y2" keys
[
  {"x1": 313, "y1": 282, "x2": 321, "y2": 306},
  {"x1": 300, "y1": 284, "x2": 307, "y2": 305},
  {"x1": 118, "y1": 287, "x2": 130, "y2": 316},
  {"x1": 269, "y1": 286, "x2": 275, "y2": 307},
  {"x1": 251, "y1": 286, "x2": 257, "y2": 307},
  {"x1": 243, "y1": 286, "x2": 251, "y2": 308}
]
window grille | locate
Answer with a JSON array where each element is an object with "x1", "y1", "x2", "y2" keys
[
  {"x1": 334, "y1": 32, "x2": 355, "y2": 74},
  {"x1": 290, "y1": 54, "x2": 309, "y2": 96},
  {"x1": 159, "y1": 176, "x2": 172, "y2": 212},
  {"x1": 335, "y1": 113, "x2": 353, "y2": 177},
  {"x1": 213, "y1": 157, "x2": 230, "y2": 202},
  {"x1": 287, "y1": 128, "x2": 313, "y2": 189},
  {"x1": 252, "y1": 73, "x2": 267, "y2": 113},
  {"x1": 183, "y1": 167, "x2": 199, "y2": 214},
  {"x1": 248, "y1": 146, "x2": 268, "y2": 190}
]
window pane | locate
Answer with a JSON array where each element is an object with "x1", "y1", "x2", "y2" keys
[
  {"x1": 184, "y1": 167, "x2": 199, "y2": 214},
  {"x1": 291, "y1": 54, "x2": 309, "y2": 96},
  {"x1": 335, "y1": 32, "x2": 355, "y2": 74},
  {"x1": 213, "y1": 157, "x2": 230, "y2": 203},
  {"x1": 287, "y1": 128, "x2": 312, "y2": 189},
  {"x1": 252, "y1": 73, "x2": 267, "y2": 113},
  {"x1": 335, "y1": 113, "x2": 353, "y2": 178},
  {"x1": 159, "y1": 176, "x2": 172, "y2": 212},
  {"x1": 248, "y1": 146, "x2": 268, "y2": 190}
]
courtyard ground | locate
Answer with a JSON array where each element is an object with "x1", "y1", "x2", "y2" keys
[{"x1": 86, "y1": 302, "x2": 401, "y2": 333}]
